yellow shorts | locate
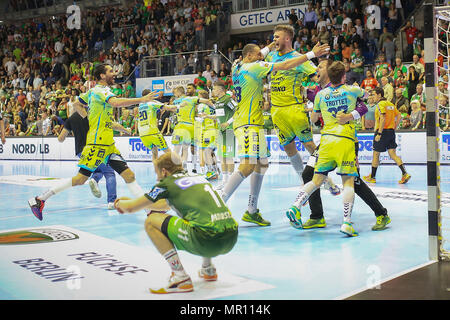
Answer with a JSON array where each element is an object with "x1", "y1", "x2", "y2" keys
[
  {"x1": 271, "y1": 105, "x2": 313, "y2": 146},
  {"x1": 78, "y1": 143, "x2": 121, "y2": 172},
  {"x1": 172, "y1": 123, "x2": 194, "y2": 145},
  {"x1": 235, "y1": 125, "x2": 268, "y2": 159},
  {"x1": 140, "y1": 133, "x2": 168, "y2": 151},
  {"x1": 315, "y1": 135, "x2": 358, "y2": 176},
  {"x1": 199, "y1": 128, "x2": 217, "y2": 149}
]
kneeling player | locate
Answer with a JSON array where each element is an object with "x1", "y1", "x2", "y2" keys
[{"x1": 114, "y1": 152, "x2": 238, "y2": 293}]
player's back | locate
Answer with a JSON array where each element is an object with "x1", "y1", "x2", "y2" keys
[
  {"x1": 174, "y1": 96, "x2": 198, "y2": 125},
  {"x1": 232, "y1": 61, "x2": 273, "y2": 129},
  {"x1": 314, "y1": 84, "x2": 365, "y2": 141},
  {"x1": 138, "y1": 102, "x2": 162, "y2": 136}
]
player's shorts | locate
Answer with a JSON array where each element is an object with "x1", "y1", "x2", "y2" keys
[
  {"x1": 372, "y1": 129, "x2": 397, "y2": 152},
  {"x1": 165, "y1": 215, "x2": 238, "y2": 258},
  {"x1": 172, "y1": 122, "x2": 194, "y2": 145},
  {"x1": 140, "y1": 133, "x2": 168, "y2": 151},
  {"x1": 315, "y1": 135, "x2": 358, "y2": 176},
  {"x1": 235, "y1": 125, "x2": 268, "y2": 159},
  {"x1": 271, "y1": 105, "x2": 313, "y2": 146},
  {"x1": 78, "y1": 143, "x2": 122, "y2": 172},
  {"x1": 199, "y1": 128, "x2": 217, "y2": 149},
  {"x1": 217, "y1": 129, "x2": 235, "y2": 158}
]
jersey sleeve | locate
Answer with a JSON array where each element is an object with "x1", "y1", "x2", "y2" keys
[
  {"x1": 78, "y1": 91, "x2": 89, "y2": 105},
  {"x1": 251, "y1": 61, "x2": 274, "y2": 79},
  {"x1": 145, "y1": 183, "x2": 169, "y2": 202},
  {"x1": 293, "y1": 59, "x2": 317, "y2": 75},
  {"x1": 226, "y1": 98, "x2": 237, "y2": 110},
  {"x1": 313, "y1": 92, "x2": 322, "y2": 112},
  {"x1": 378, "y1": 101, "x2": 387, "y2": 114},
  {"x1": 103, "y1": 87, "x2": 116, "y2": 103}
]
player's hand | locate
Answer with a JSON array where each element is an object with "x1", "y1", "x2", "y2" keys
[
  {"x1": 267, "y1": 41, "x2": 276, "y2": 51},
  {"x1": 312, "y1": 42, "x2": 330, "y2": 58},
  {"x1": 142, "y1": 91, "x2": 159, "y2": 102},
  {"x1": 114, "y1": 197, "x2": 132, "y2": 214},
  {"x1": 374, "y1": 134, "x2": 381, "y2": 142},
  {"x1": 1, "y1": 137, "x2": 5, "y2": 145},
  {"x1": 220, "y1": 123, "x2": 228, "y2": 130},
  {"x1": 336, "y1": 111, "x2": 351, "y2": 125}
]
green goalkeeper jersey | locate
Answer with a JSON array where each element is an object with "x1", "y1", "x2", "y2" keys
[{"x1": 145, "y1": 171, "x2": 238, "y2": 233}]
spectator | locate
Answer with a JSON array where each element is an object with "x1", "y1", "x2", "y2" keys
[
  {"x1": 375, "y1": 53, "x2": 392, "y2": 83},
  {"x1": 194, "y1": 70, "x2": 207, "y2": 90},
  {"x1": 439, "y1": 95, "x2": 449, "y2": 131},
  {"x1": 382, "y1": 36, "x2": 396, "y2": 66},
  {"x1": 410, "y1": 83, "x2": 426, "y2": 109},
  {"x1": 410, "y1": 100, "x2": 423, "y2": 131},
  {"x1": 41, "y1": 111, "x2": 51, "y2": 136},
  {"x1": 407, "y1": 65, "x2": 420, "y2": 100},
  {"x1": 350, "y1": 47, "x2": 364, "y2": 84},
  {"x1": 411, "y1": 54, "x2": 425, "y2": 81},
  {"x1": 381, "y1": 76, "x2": 394, "y2": 103},
  {"x1": 361, "y1": 69, "x2": 379, "y2": 90},
  {"x1": 400, "y1": 21, "x2": 418, "y2": 61},
  {"x1": 394, "y1": 88, "x2": 410, "y2": 115},
  {"x1": 305, "y1": 4, "x2": 318, "y2": 31}
]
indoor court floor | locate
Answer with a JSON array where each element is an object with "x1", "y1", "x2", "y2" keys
[{"x1": 0, "y1": 160, "x2": 449, "y2": 300}]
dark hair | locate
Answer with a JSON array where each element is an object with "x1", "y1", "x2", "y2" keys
[
  {"x1": 93, "y1": 63, "x2": 111, "y2": 81},
  {"x1": 373, "y1": 87, "x2": 384, "y2": 98}
]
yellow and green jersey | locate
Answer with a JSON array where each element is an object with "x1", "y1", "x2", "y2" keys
[
  {"x1": 173, "y1": 96, "x2": 200, "y2": 125},
  {"x1": 197, "y1": 103, "x2": 217, "y2": 130},
  {"x1": 265, "y1": 50, "x2": 317, "y2": 107},
  {"x1": 79, "y1": 84, "x2": 116, "y2": 145},
  {"x1": 231, "y1": 60, "x2": 273, "y2": 129},
  {"x1": 313, "y1": 84, "x2": 365, "y2": 141},
  {"x1": 138, "y1": 101, "x2": 164, "y2": 136}
]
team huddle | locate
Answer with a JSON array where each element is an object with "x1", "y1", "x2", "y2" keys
[{"x1": 28, "y1": 24, "x2": 403, "y2": 294}]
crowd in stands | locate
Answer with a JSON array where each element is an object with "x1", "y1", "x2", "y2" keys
[{"x1": 0, "y1": 0, "x2": 448, "y2": 138}]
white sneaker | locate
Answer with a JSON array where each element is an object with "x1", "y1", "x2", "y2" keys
[
  {"x1": 150, "y1": 272, "x2": 193, "y2": 294},
  {"x1": 340, "y1": 222, "x2": 359, "y2": 237},
  {"x1": 198, "y1": 265, "x2": 218, "y2": 281},
  {"x1": 89, "y1": 179, "x2": 102, "y2": 198},
  {"x1": 107, "y1": 202, "x2": 115, "y2": 210}
]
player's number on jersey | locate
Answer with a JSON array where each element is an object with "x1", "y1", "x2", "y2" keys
[
  {"x1": 139, "y1": 110, "x2": 148, "y2": 121},
  {"x1": 329, "y1": 105, "x2": 348, "y2": 118},
  {"x1": 204, "y1": 185, "x2": 223, "y2": 208},
  {"x1": 234, "y1": 86, "x2": 242, "y2": 103}
]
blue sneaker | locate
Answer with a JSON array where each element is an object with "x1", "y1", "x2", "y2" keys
[
  {"x1": 286, "y1": 206, "x2": 303, "y2": 229},
  {"x1": 28, "y1": 197, "x2": 45, "y2": 221}
]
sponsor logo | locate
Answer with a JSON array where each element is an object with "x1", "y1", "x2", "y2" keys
[
  {"x1": 174, "y1": 176, "x2": 208, "y2": 189},
  {"x1": 358, "y1": 135, "x2": 373, "y2": 152},
  {"x1": 0, "y1": 228, "x2": 79, "y2": 245},
  {"x1": 147, "y1": 187, "x2": 166, "y2": 200},
  {"x1": 129, "y1": 138, "x2": 152, "y2": 154}
]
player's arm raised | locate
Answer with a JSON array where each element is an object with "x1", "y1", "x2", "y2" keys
[
  {"x1": 112, "y1": 122, "x2": 132, "y2": 135},
  {"x1": 114, "y1": 196, "x2": 170, "y2": 214},
  {"x1": 272, "y1": 42, "x2": 329, "y2": 72},
  {"x1": 108, "y1": 91, "x2": 159, "y2": 108}
]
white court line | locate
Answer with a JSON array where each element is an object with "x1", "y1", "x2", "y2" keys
[
  {"x1": 0, "y1": 204, "x2": 107, "y2": 221},
  {"x1": 333, "y1": 260, "x2": 437, "y2": 300}
]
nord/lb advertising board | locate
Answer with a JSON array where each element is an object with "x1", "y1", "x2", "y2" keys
[
  {"x1": 231, "y1": 5, "x2": 307, "y2": 33},
  {"x1": 0, "y1": 132, "x2": 438, "y2": 164}
]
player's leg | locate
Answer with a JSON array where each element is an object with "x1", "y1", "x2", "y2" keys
[
  {"x1": 191, "y1": 144, "x2": 198, "y2": 173},
  {"x1": 28, "y1": 170, "x2": 91, "y2": 220},
  {"x1": 302, "y1": 164, "x2": 326, "y2": 228},
  {"x1": 284, "y1": 140, "x2": 305, "y2": 180},
  {"x1": 242, "y1": 158, "x2": 270, "y2": 226},
  {"x1": 99, "y1": 163, "x2": 117, "y2": 209},
  {"x1": 205, "y1": 148, "x2": 217, "y2": 180},
  {"x1": 89, "y1": 167, "x2": 103, "y2": 198},
  {"x1": 144, "y1": 213, "x2": 193, "y2": 293},
  {"x1": 339, "y1": 174, "x2": 358, "y2": 237},
  {"x1": 221, "y1": 158, "x2": 256, "y2": 202},
  {"x1": 364, "y1": 150, "x2": 380, "y2": 183},
  {"x1": 387, "y1": 148, "x2": 411, "y2": 184}
]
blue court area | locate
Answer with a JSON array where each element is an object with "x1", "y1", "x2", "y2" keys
[{"x1": 0, "y1": 160, "x2": 449, "y2": 300}]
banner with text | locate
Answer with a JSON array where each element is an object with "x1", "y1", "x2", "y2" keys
[{"x1": 136, "y1": 74, "x2": 197, "y2": 97}]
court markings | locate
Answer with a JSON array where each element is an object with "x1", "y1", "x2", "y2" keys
[{"x1": 0, "y1": 225, "x2": 274, "y2": 300}]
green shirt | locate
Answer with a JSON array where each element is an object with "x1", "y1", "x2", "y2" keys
[
  {"x1": 145, "y1": 171, "x2": 238, "y2": 233},
  {"x1": 214, "y1": 94, "x2": 236, "y2": 132}
]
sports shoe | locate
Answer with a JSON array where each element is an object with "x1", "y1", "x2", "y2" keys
[
  {"x1": 340, "y1": 222, "x2": 359, "y2": 237},
  {"x1": 372, "y1": 215, "x2": 391, "y2": 231},
  {"x1": 242, "y1": 210, "x2": 271, "y2": 226},
  {"x1": 363, "y1": 175, "x2": 376, "y2": 184},
  {"x1": 192, "y1": 169, "x2": 197, "y2": 174},
  {"x1": 303, "y1": 217, "x2": 326, "y2": 229},
  {"x1": 323, "y1": 180, "x2": 341, "y2": 196},
  {"x1": 107, "y1": 202, "x2": 115, "y2": 210},
  {"x1": 398, "y1": 173, "x2": 411, "y2": 184},
  {"x1": 150, "y1": 272, "x2": 194, "y2": 294},
  {"x1": 285, "y1": 206, "x2": 303, "y2": 229},
  {"x1": 28, "y1": 197, "x2": 45, "y2": 221},
  {"x1": 198, "y1": 265, "x2": 218, "y2": 281},
  {"x1": 205, "y1": 171, "x2": 218, "y2": 181},
  {"x1": 89, "y1": 179, "x2": 102, "y2": 198}
]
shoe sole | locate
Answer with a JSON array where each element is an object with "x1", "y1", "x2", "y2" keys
[
  {"x1": 286, "y1": 210, "x2": 302, "y2": 229},
  {"x1": 372, "y1": 218, "x2": 391, "y2": 231},
  {"x1": 241, "y1": 216, "x2": 271, "y2": 226},
  {"x1": 89, "y1": 180, "x2": 102, "y2": 198},
  {"x1": 199, "y1": 271, "x2": 218, "y2": 281},
  {"x1": 340, "y1": 230, "x2": 359, "y2": 237},
  {"x1": 303, "y1": 224, "x2": 326, "y2": 229},
  {"x1": 149, "y1": 285, "x2": 194, "y2": 294}
]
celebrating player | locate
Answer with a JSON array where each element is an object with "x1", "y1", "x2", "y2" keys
[
  {"x1": 114, "y1": 152, "x2": 238, "y2": 294},
  {"x1": 286, "y1": 61, "x2": 362, "y2": 237},
  {"x1": 220, "y1": 41, "x2": 330, "y2": 227},
  {"x1": 28, "y1": 63, "x2": 158, "y2": 220}
]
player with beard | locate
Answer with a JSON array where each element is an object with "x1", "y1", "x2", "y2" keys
[{"x1": 28, "y1": 64, "x2": 159, "y2": 220}]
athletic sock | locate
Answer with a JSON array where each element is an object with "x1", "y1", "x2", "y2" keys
[
  {"x1": 126, "y1": 180, "x2": 145, "y2": 198},
  {"x1": 163, "y1": 249, "x2": 187, "y2": 277},
  {"x1": 399, "y1": 164, "x2": 407, "y2": 175},
  {"x1": 289, "y1": 152, "x2": 304, "y2": 182},
  {"x1": 371, "y1": 166, "x2": 378, "y2": 178},
  {"x1": 222, "y1": 171, "x2": 245, "y2": 202},
  {"x1": 202, "y1": 257, "x2": 212, "y2": 268},
  {"x1": 38, "y1": 178, "x2": 73, "y2": 201},
  {"x1": 293, "y1": 181, "x2": 318, "y2": 208},
  {"x1": 342, "y1": 186, "x2": 355, "y2": 223},
  {"x1": 248, "y1": 171, "x2": 264, "y2": 214},
  {"x1": 192, "y1": 152, "x2": 197, "y2": 171}
]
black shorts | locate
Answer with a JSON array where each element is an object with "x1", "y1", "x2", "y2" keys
[{"x1": 373, "y1": 129, "x2": 397, "y2": 152}]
